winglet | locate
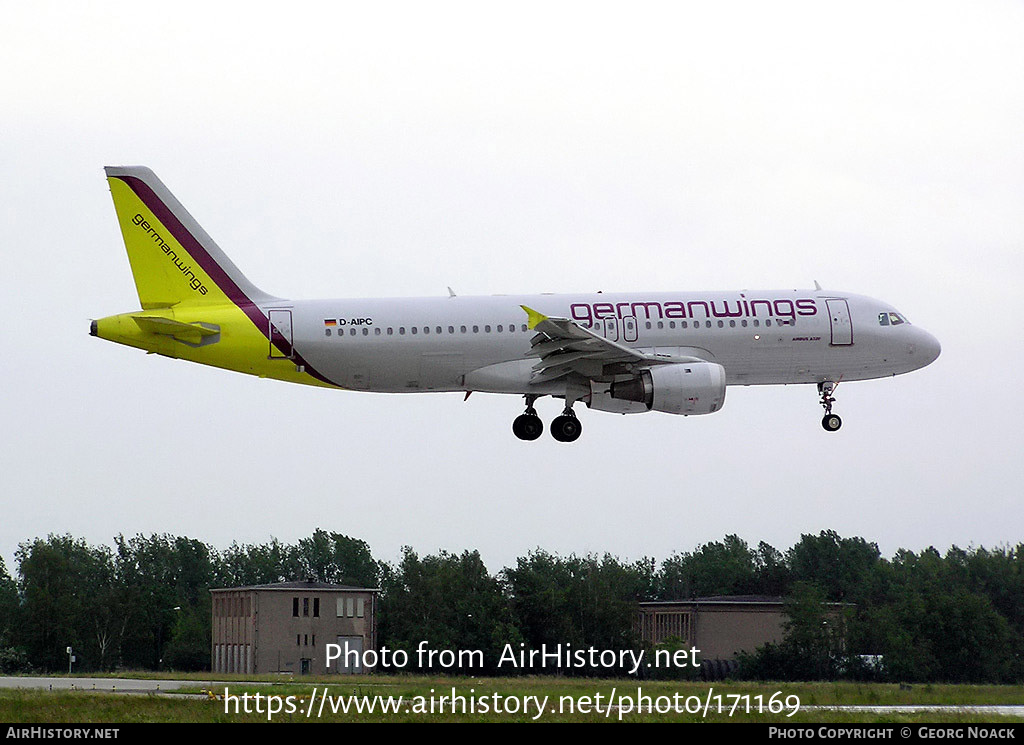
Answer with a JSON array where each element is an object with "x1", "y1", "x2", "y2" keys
[{"x1": 520, "y1": 305, "x2": 548, "y2": 330}]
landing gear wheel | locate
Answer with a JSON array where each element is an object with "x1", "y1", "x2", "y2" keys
[
  {"x1": 512, "y1": 413, "x2": 543, "y2": 441},
  {"x1": 550, "y1": 414, "x2": 582, "y2": 443},
  {"x1": 817, "y1": 381, "x2": 841, "y2": 432}
]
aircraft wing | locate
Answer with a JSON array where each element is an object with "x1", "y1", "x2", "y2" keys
[{"x1": 521, "y1": 305, "x2": 706, "y2": 385}]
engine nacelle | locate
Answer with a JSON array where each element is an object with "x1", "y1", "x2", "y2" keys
[
  {"x1": 586, "y1": 386, "x2": 651, "y2": 414},
  {"x1": 609, "y1": 362, "x2": 726, "y2": 415}
]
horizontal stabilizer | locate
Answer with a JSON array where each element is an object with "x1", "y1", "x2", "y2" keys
[{"x1": 132, "y1": 315, "x2": 220, "y2": 346}]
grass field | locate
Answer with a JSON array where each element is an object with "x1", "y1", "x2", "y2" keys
[{"x1": 1, "y1": 676, "x2": 1023, "y2": 723}]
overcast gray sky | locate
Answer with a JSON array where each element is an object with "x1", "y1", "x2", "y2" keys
[{"x1": 1, "y1": 1, "x2": 1021, "y2": 575}]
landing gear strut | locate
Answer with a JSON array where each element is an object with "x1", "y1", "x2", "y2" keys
[
  {"x1": 818, "y1": 382, "x2": 842, "y2": 432},
  {"x1": 550, "y1": 407, "x2": 582, "y2": 443},
  {"x1": 512, "y1": 396, "x2": 543, "y2": 441}
]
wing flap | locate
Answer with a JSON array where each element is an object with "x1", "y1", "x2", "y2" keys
[{"x1": 520, "y1": 305, "x2": 706, "y2": 384}]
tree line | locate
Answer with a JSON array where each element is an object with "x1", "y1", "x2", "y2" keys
[{"x1": 0, "y1": 530, "x2": 1020, "y2": 683}]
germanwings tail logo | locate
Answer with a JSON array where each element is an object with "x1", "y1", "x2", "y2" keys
[{"x1": 130, "y1": 212, "x2": 210, "y2": 296}]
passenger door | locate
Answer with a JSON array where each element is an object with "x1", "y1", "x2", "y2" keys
[{"x1": 826, "y1": 299, "x2": 853, "y2": 346}]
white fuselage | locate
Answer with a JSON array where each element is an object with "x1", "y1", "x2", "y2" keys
[{"x1": 269, "y1": 289, "x2": 940, "y2": 395}]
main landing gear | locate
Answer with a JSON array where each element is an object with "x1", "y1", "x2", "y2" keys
[
  {"x1": 818, "y1": 381, "x2": 842, "y2": 432},
  {"x1": 512, "y1": 405, "x2": 544, "y2": 441},
  {"x1": 512, "y1": 397, "x2": 583, "y2": 442},
  {"x1": 550, "y1": 409, "x2": 582, "y2": 443}
]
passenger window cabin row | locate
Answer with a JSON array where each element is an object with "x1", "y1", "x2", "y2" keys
[{"x1": 324, "y1": 317, "x2": 795, "y2": 338}]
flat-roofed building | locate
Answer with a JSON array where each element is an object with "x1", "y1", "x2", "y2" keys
[
  {"x1": 211, "y1": 580, "x2": 378, "y2": 675},
  {"x1": 637, "y1": 596, "x2": 787, "y2": 661},
  {"x1": 637, "y1": 595, "x2": 845, "y2": 678}
]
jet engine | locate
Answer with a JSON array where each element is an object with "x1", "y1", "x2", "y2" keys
[{"x1": 609, "y1": 362, "x2": 726, "y2": 415}]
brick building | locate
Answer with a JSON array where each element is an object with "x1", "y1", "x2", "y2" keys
[
  {"x1": 211, "y1": 580, "x2": 378, "y2": 675},
  {"x1": 636, "y1": 595, "x2": 846, "y2": 677}
]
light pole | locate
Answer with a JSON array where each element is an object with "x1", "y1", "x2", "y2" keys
[{"x1": 156, "y1": 606, "x2": 182, "y2": 671}]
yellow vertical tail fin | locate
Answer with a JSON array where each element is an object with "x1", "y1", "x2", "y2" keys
[{"x1": 105, "y1": 166, "x2": 274, "y2": 309}]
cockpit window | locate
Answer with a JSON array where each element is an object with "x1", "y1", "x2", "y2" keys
[
  {"x1": 878, "y1": 313, "x2": 889, "y2": 326},
  {"x1": 889, "y1": 313, "x2": 905, "y2": 326},
  {"x1": 879, "y1": 312, "x2": 907, "y2": 326}
]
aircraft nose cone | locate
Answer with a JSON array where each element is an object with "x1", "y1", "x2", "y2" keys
[{"x1": 912, "y1": 328, "x2": 941, "y2": 366}]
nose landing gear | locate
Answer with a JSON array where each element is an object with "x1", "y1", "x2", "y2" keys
[{"x1": 818, "y1": 381, "x2": 842, "y2": 432}]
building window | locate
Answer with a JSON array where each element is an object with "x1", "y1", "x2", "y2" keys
[
  {"x1": 314, "y1": 598, "x2": 320, "y2": 617},
  {"x1": 303, "y1": 598, "x2": 309, "y2": 617},
  {"x1": 357, "y1": 598, "x2": 365, "y2": 618},
  {"x1": 293, "y1": 598, "x2": 299, "y2": 617}
]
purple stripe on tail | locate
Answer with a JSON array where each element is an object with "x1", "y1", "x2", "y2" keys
[{"x1": 114, "y1": 175, "x2": 338, "y2": 388}]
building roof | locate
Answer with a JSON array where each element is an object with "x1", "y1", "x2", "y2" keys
[
  {"x1": 211, "y1": 580, "x2": 380, "y2": 593},
  {"x1": 639, "y1": 595, "x2": 851, "y2": 607},
  {"x1": 639, "y1": 595, "x2": 786, "y2": 607}
]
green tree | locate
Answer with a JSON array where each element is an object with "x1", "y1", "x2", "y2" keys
[
  {"x1": 0, "y1": 556, "x2": 28, "y2": 673},
  {"x1": 293, "y1": 530, "x2": 380, "y2": 587},
  {"x1": 113, "y1": 534, "x2": 215, "y2": 670},
  {"x1": 504, "y1": 551, "x2": 649, "y2": 674},
  {"x1": 787, "y1": 530, "x2": 884, "y2": 604},
  {"x1": 738, "y1": 582, "x2": 853, "y2": 681},
  {"x1": 216, "y1": 539, "x2": 300, "y2": 586},
  {"x1": 381, "y1": 548, "x2": 519, "y2": 674},
  {"x1": 16, "y1": 535, "x2": 114, "y2": 671},
  {"x1": 659, "y1": 535, "x2": 759, "y2": 599},
  {"x1": 164, "y1": 607, "x2": 210, "y2": 671},
  {"x1": 0, "y1": 556, "x2": 18, "y2": 641}
]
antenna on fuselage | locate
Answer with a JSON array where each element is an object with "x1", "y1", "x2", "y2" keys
[
  {"x1": 813, "y1": 280, "x2": 822, "y2": 291},
  {"x1": 447, "y1": 286, "x2": 457, "y2": 298}
]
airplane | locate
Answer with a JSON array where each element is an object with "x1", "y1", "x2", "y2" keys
[{"x1": 91, "y1": 166, "x2": 941, "y2": 442}]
